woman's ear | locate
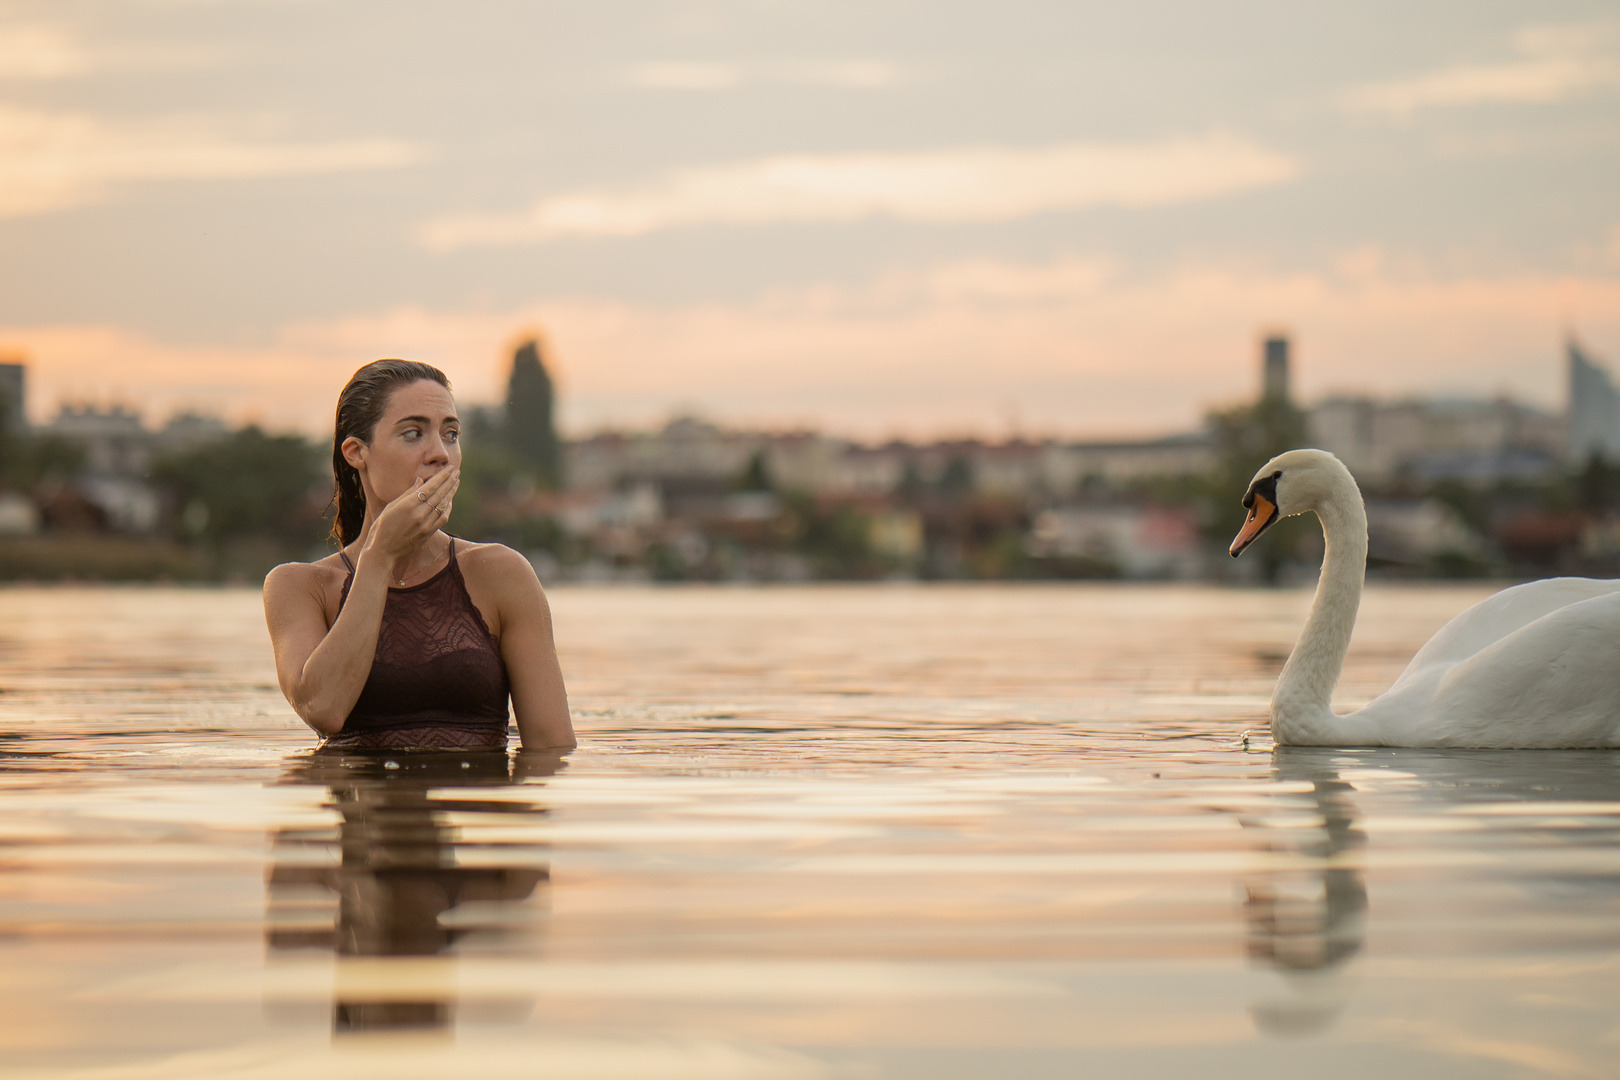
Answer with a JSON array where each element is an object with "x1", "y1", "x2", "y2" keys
[{"x1": 340, "y1": 436, "x2": 368, "y2": 472}]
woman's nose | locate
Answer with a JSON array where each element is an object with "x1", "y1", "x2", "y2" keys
[{"x1": 424, "y1": 434, "x2": 450, "y2": 463}]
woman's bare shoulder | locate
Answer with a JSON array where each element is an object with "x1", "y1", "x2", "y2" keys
[
  {"x1": 264, "y1": 552, "x2": 350, "y2": 601},
  {"x1": 456, "y1": 540, "x2": 539, "y2": 583}
]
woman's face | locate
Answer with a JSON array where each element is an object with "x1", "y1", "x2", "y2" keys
[{"x1": 344, "y1": 379, "x2": 462, "y2": 507}]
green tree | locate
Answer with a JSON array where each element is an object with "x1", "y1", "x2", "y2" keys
[
  {"x1": 0, "y1": 384, "x2": 83, "y2": 494},
  {"x1": 0, "y1": 381, "x2": 14, "y2": 488},
  {"x1": 735, "y1": 450, "x2": 773, "y2": 493},
  {"x1": 1577, "y1": 453, "x2": 1620, "y2": 514},
  {"x1": 895, "y1": 461, "x2": 926, "y2": 501},
  {"x1": 1207, "y1": 394, "x2": 1310, "y2": 583},
  {"x1": 446, "y1": 434, "x2": 515, "y2": 542},
  {"x1": 506, "y1": 339, "x2": 561, "y2": 489},
  {"x1": 151, "y1": 427, "x2": 324, "y2": 548},
  {"x1": 937, "y1": 456, "x2": 974, "y2": 499}
]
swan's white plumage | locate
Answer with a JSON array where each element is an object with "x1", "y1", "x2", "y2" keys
[{"x1": 1241, "y1": 449, "x2": 1620, "y2": 748}]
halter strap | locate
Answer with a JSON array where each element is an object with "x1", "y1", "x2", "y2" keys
[{"x1": 337, "y1": 538, "x2": 455, "y2": 579}]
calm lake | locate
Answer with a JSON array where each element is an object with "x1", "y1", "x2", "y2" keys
[{"x1": 1, "y1": 583, "x2": 1616, "y2": 1079}]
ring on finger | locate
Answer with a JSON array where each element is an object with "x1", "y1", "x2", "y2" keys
[{"x1": 416, "y1": 490, "x2": 428, "y2": 502}]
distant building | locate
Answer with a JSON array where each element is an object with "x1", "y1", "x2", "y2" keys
[
  {"x1": 79, "y1": 476, "x2": 160, "y2": 533},
  {"x1": 1364, "y1": 498, "x2": 1487, "y2": 566},
  {"x1": 0, "y1": 360, "x2": 24, "y2": 435},
  {"x1": 760, "y1": 432, "x2": 850, "y2": 493},
  {"x1": 1262, "y1": 334, "x2": 1291, "y2": 403},
  {"x1": 566, "y1": 418, "x2": 1214, "y2": 501},
  {"x1": 48, "y1": 404, "x2": 150, "y2": 476},
  {"x1": 1044, "y1": 432, "x2": 1213, "y2": 491},
  {"x1": 0, "y1": 492, "x2": 38, "y2": 535},
  {"x1": 1567, "y1": 336, "x2": 1620, "y2": 464},
  {"x1": 1027, "y1": 504, "x2": 1202, "y2": 578},
  {"x1": 567, "y1": 417, "x2": 756, "y2": 492},
  {"x1": 868, "y1": 509, "x2": 924, "y2": 560},
  {"x1": 44, "y1": 404, "x2": 161, "y2": 533},
  {"x1": 155, "y1": 412, "x2": 229, "y2": 451},
  {"x1": 1309, "y1": 395, "x2": 1563, "y2": 485}
]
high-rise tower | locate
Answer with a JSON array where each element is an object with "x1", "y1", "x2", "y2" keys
[
  {"x1": 1261, "y1": 335, "x2": 1290, "y2": 404},
  {"x1": 1567, "y1": 336, "x2": 1620, "y2": 464}
]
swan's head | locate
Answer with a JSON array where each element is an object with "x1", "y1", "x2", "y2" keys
[{"x1": 1230, "y1": 449, "x2": 1353, "y2": 558}]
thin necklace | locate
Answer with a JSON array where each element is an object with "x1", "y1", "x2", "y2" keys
[{"x1": 395, "y1": 538, "x2": 444, "y2": 587}]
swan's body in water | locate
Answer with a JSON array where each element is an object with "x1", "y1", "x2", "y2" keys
[{"x1": 1230, "y1": 448, "x2": 1620, "y2": 748}]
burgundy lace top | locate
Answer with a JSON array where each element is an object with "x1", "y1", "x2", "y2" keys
[{"x1": 323, "y1": 539, "x2": 510, "y2": 750}]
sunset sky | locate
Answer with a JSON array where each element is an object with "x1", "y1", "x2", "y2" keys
[{"x1": 1, "y1": 0, "x2": 1617, "y2": 438}]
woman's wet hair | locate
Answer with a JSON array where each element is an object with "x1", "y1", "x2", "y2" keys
[{"x1": 330, "y1": 359, "x2": 451, "y2": 545}]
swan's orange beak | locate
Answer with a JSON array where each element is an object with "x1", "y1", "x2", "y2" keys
[{"x1": 1230, "y1": 494, "x2": 1277, "y2": 557}]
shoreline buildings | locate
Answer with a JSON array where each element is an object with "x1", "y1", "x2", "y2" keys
[
  {"x1": 0, "y1": 333, "x2": 1614, "y2": 581},
  {"x1": 561, "y1": 335, "x2": 1586, "y2": 506}
]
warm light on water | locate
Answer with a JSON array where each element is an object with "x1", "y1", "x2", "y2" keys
[{"x1": 1, "y1": 583, "x2": 1617, "y2": 1078}]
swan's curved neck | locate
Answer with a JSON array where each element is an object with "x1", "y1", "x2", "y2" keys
[{"x1": 1271, "y1": 479, "x2": 1370, "y2": 744}]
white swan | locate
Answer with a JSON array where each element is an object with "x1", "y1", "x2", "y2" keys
[{"x1": 1229, "y1": 448, "x2": 1620, "y2": 748}]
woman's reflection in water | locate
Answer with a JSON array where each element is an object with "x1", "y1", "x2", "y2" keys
[
  {"x1": 267, "y1": 748, "x2": 565, "y2": 1034},
  {"x1": 1243, "y1": 747, "x2": 1368, "y2": 1038}
]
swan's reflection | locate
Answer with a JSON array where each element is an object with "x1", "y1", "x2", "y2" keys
[
  {"x1": 1242, "y1": 747, "x2": 1368, "y2": 1037},
  {"x1": 1245, "y1": 751, "x2": 1368, "y2": 971},
  {"x1": 1244, "y1": 746, "x2": 1620, "y2": 1038},
  {"x1": 267, "y1": 749, "x2": 563, "y2": 1033}
]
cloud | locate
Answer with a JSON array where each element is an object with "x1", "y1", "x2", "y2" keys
[
  {"x1": 0, "y1": 24, "x2": 94, "y2": 79},
  {"x1": 627, "y1": 62, "x2": 739, "y2": 89},
  {"x1": 4, "y1": 255, "x2": 1613, "y2": 441},
  {"x1": 627, "y1": 60, "x2": 901, "y2": 90},
  {"x1": 0, "y1": 20, "x2": 217, "y2": 80},
  {"x1": 1344, "y1": 22, "x2": 1620, "y2": 116},
  {"x1": 418, "y1": 134, "x2": 1298, "y2": 249},
  {"x1": 0, "y1": 105, "x2": 425, "y2": 218}
]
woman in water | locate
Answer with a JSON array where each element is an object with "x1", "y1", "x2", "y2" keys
[{"x1": 264, "y1": 359, "x2": 574, "y2": 750}]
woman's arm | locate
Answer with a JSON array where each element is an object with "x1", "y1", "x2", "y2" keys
[
  {"x1": 264, "y1": 560, "x2": 379, "y2": 734},
  {"x1": 482, "y1": 547, "x2": 575, "y2": 750},
  {"x1": 263, "y1": 467, "x2": 459, "y2": 735}
]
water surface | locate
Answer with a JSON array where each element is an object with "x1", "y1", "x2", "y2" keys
[{"x1": 0, "y1": 583, "x2": 1615, "y2": 1079}]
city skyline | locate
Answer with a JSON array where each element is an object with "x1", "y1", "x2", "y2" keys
[
  {"x1": 0, "y1": 1, "x2": 1616, "y2": 436},
  {"x1": 7, "y1": 331, "x2": 1605, "y2": 459},
  {"x1": 0, "y1": 328, "x2": 1602, "y2": 446}
]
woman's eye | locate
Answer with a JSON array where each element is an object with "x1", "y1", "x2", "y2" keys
[{"x1": 446, "y1": 430, "x2": 460, "y2": 444}]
